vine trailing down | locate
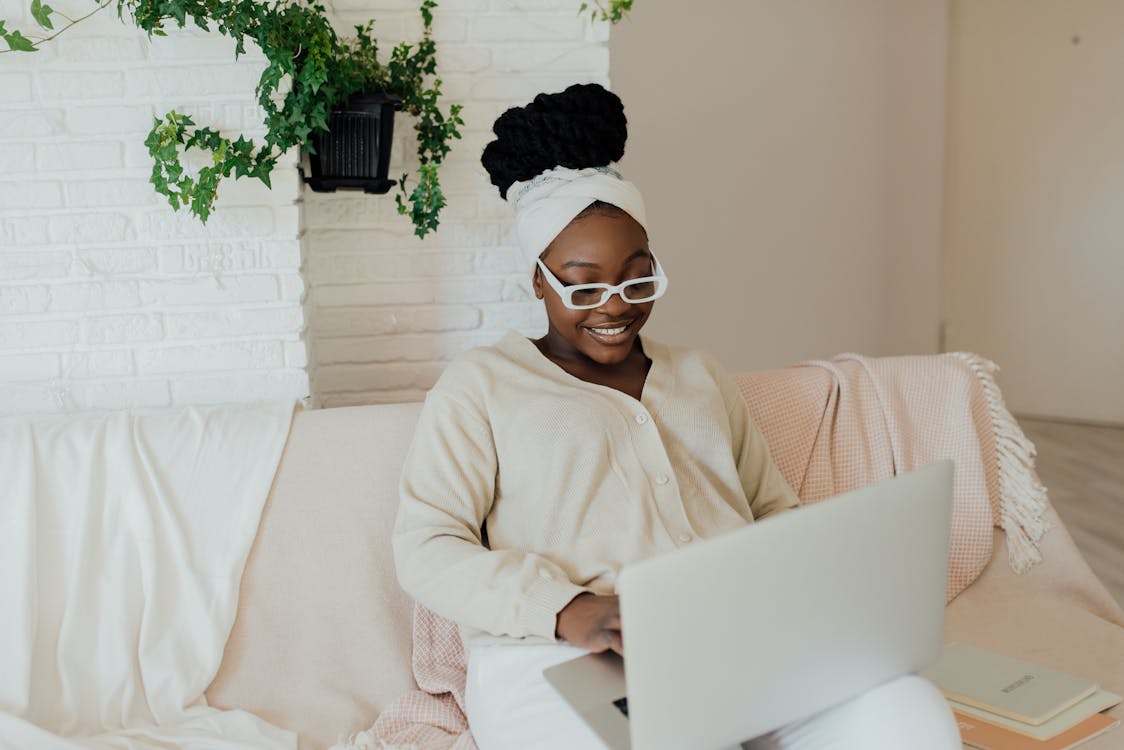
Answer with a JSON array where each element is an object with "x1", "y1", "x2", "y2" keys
[
  {"x1": 579, "y1": 0, "x2": 633, "y2": 24},
  {"x1": 2, "y1": 0, "x2": 463, "y2": 238}
]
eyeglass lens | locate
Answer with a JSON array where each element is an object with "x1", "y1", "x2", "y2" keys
[{"x1": 569, "y1": 278, "x2": 660, "y2": 308}]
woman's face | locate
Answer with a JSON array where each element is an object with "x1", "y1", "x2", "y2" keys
[{"x1": 532, "y1": 209, "x2": 655, "y2": 366}]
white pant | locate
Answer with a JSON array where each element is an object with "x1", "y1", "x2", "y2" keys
[{"x1": 465, "y1": 644, "x2": 962, "y2": 750}]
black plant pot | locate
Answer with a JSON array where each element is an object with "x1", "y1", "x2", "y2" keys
[{"x1": 306, "y1": 92, "x2": 403, "y2": 194}]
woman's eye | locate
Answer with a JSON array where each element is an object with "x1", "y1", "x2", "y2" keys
[
  {"x1": 570, "y1": 287, "x2": 604, "y2": 304},
  {"x1": 625, "y1": 280, "x2": 656, "y2": 296}
]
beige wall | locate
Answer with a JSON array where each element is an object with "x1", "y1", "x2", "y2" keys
[
  {"x1": 943, "y1": 1, "x2": 1124, "y2": 424},
  {"x1": 610, "y1": 0, "x2": 949, "y2": 373}
]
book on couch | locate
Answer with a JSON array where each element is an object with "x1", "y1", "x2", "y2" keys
[
  {"x1": 953, "y1": 709, "x2": 1119, "y2": 750},
  {"x1": 921, "y1": 643, "x2": 1098, "y2": 725},
  {"x1": 952, "y1": 689, "x2": 1122, "y2": 741}
]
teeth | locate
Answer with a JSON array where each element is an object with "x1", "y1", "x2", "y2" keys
[{"x1": 590, "y1": 324, "x2": 628, "y2": 336}]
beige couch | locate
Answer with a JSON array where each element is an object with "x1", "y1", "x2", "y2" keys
[{"x1": 205, "y1": 398, "x2": 1124, "y2": 750}]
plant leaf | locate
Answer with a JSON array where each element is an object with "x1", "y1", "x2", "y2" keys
[
  {"x1": 4, "y1": 30, "x2": 37, "y2": 51},
  {"x1": 30, "y1": 0, "x2": 54, "y2": 30}
]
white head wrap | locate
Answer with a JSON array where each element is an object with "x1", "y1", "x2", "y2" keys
[{"x1": 507, "y1": 165, "x2": 647, "y2": 270}]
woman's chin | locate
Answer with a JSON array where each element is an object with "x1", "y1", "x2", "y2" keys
[{"x1": 578, "y1": 330, "x2": 642, "y2": 364}]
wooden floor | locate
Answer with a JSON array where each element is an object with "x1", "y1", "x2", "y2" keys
[{"x1": 1018, "y1": 417, "x2": 1124, "y2": 609}]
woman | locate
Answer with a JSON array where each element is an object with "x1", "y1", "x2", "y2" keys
[{"x1": 392, "y1": 83, "x2": 960, "y2": 750}]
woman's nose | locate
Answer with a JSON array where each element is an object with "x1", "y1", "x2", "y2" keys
[{"x1": 596, "y1": 290, "x2": 633, "y2": 315}]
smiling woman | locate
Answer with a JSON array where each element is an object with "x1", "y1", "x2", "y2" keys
[{"x1": 387, "y1": 83, "x2": 960, "y2": 750}]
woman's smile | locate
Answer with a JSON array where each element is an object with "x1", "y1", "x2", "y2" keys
[{"x1": 582, "y1": 318, "x2": 638, "y2": 345}]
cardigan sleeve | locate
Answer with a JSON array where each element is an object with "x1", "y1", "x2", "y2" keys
[
  {"x1": 713, "y1": 362, "x2": 799, "y2": 520},
  {"x1": 392, "y1": 388, "x2": 588, "y2": 641}
]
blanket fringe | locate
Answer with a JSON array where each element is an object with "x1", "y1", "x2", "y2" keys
[
  {"x1": 329, "y1": 729, "x2": 416, "y2": 750},
  {"x1": 950, "y1": 352, "x2": 1051, "y2": 573}
]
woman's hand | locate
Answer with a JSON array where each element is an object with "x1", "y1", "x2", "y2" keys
[{"x1": 555, "y1": 592, "x2": 623, "y2": 655}]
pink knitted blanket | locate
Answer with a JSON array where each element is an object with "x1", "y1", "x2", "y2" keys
[{"x1": 342, "y1": 353, "x2": 1049, "y2": 750}]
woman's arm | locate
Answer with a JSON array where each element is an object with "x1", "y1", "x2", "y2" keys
[
  {"x1": 713, "y1": 364, "x2": 800, "y2": 520},
  {"x1": 393, "y1": 390, "x2": 588, "y2": 640}
]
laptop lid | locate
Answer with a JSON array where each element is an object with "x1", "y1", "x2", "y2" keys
[{"x1": 616, "y1": 460, "x2": 953, "y2": 750}]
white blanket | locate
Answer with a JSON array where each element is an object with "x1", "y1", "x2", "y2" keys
[{"x1": 0, "y1": 400, "x2": 299, "y2": 750}]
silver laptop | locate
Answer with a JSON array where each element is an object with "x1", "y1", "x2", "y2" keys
[{"x1": 544, "y1": 460, "x2": 954, "y2": 750}]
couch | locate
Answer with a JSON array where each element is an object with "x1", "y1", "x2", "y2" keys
[{"x1": 204, "y1": 376, "x2": 1124, "y2": 750}]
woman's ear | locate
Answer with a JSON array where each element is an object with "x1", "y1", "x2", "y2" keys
[{"x1": 532, "y1": 267, "x2": 544, "y2": 300}]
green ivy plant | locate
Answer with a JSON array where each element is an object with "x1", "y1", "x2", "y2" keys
[
  {"x1": 580, "y1": 0, "x2": 633, "y2": 24},
  {"x1": 2, "y1": 0, "x2": 462, "y2": 238},
  {"x1": 1, "y1": 0, "x2": 112, "y2": 51}
]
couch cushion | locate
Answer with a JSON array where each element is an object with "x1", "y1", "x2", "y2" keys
[{"x1": 206, "y1": 403, "x2": 421, "y2": 750}]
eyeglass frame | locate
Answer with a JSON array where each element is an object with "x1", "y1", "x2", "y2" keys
[{"x1": 535, "y1": 254, "x2": 669, "y2": 311}]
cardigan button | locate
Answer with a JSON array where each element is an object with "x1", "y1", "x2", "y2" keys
[
  {"x1": 677, "y1": 533, "x2": 693, "y2": 544},
  {"x1": 655, "y1": 474, "x2": 670, "y2": 485},
  {"x1": 635, "y1": 413, "x2": 649, "y2": 424}
]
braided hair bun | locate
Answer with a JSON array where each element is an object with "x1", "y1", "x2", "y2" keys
[{"x1": 481, "y1": 83, "x2": 627, "y2": 200}]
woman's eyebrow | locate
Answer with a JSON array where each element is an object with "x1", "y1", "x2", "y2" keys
[{"x1": 560, "y1": 250, "x2": 650, "y2": 270}]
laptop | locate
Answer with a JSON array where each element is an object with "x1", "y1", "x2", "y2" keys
[{"x1": 543, "y1": 460, "x2": 954, "y2": 750}]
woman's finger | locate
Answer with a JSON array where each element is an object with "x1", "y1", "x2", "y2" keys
[{"x1": 606, "y1": 630, "x2": 624, "y2": 656}]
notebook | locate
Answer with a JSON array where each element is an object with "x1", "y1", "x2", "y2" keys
[
  {"x1": 951, "y1": 689, "x2": 1122, "y2": 741},
  {"x1": 921, "y1": 643, "x2": 1099, "y2": 726},
  {"x1": 544, "y1": 461, "x2": 954, "y2": 750},
  {"x1": 954, "y1": 709, "x2": 1119, "y2": 750}
]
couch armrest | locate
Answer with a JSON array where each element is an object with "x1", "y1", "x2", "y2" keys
[{"x1": 206, "y1": 403, "x2": 421, "y2": 750}]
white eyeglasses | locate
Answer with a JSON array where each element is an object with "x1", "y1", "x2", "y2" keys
[{"x1": 536, "y1": 255, "x2": 669, "y2": 310}]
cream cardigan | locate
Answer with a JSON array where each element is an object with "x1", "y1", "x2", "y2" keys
[{"x1": 392, "y1": 331, "x2": 798, "y2": 646}]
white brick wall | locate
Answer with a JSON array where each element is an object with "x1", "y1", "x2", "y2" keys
[
  {"x1": 306, "y1": 1, "x2": 609, "y2": 407},
  {"x1": 0, "y1": 0, "x2": 609, "y2": 414},
  {"x1": 0, "y1": 3, "x2": 305, "y2": 415}
]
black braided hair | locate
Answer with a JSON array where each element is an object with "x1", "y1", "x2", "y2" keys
[{"x1": 481, "y1": 83, "x2": 628, "y2": 200}]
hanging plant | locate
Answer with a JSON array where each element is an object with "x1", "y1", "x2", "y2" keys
[
  {"x1": 2, "y1": 0, "x2": 463, "y2": 238},
  {"x1": 580, "y1": 0, "x2": 633, "y2": 24}
]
